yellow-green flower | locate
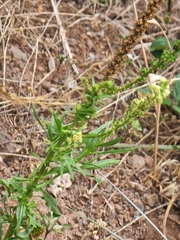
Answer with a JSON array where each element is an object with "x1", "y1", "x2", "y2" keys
[
  {"x1": 149, "y1": 78, "x2": 170, "y2": 104},
  {"x1": 73, "y1": 132, "x2": 82, "y2": 146}
]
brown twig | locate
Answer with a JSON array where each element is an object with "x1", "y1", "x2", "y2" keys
[
  {"x1": 153, "y1": 104, "x2": 161, "y2": 177},
  {"x1": 162, "y1": 192, "x2": 180, "y2": 237},
  {"x1": 50, "y1": 0, "x2": 79, "y2": 75}
]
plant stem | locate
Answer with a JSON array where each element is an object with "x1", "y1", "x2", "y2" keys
[
  {"x1": 108, "y1": 143, "x2": 180, "y2": 150},
  {"x1": 3, "y1": 216, "x2": 16, "y2": 240},
  {"x1": 153, "y1": 104, "x2": 161, "y2": 178}
]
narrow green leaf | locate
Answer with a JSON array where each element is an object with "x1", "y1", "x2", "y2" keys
[
  {"x1": 81, "y1": 159, "x2": 120, "y2": 170},
  {"x1": 26, "y1": 212, "x2": 40, "y2": 228},
  {"x1": 2, "y1": 193, "x2": 8, "y2": 215},
  {"x1": 52, "y1": 112, "x2": 62, "y2": 133},
  {"x1": 41, "y1": 190, "x2": 61, "y2": 217},
  {"x1": 16, "y1": 204, "x2": 26, "y2": 234},
  {"x1": 172, "y1": 79, "x2": 180, "y2": 102},
  {"x1": 31, "y1": 103, "x2": 46, "y2": 132},
  {"x1": 10, "y1": 237, "x2": 30, "y2": 240},
  {"x1": 0, "y1": 217, "x2": 2, "y2": 240},
  {"x1": 59, "y1": 111, "x2": 66, "y2": 123},
  {"x1": 94, "y1": 176, "x2": 101, "y2": 184},
  {"x1": 0, "y1": 208, "x2": 4, "y2": 216},
  {"x1": 44, "y1": 167, "x2": 61, "y2": 176},
  {"x1": 41, "y1": 214, "x2": 50, "y2": 229},
  {"x1": 91, "y1": 77, "x2": 96, "y2": 86},
  {"x1": 12, "y1": 176, "x2": 29, "y2": 182},
  {"x1": 89, "y1": 120, "x2": 113, "y2": 135},
  {"x1": 94, "y1": 148, "x2": 135, "y2": 154},
  {"x1": 81, "y1": 162, "x2": 101, "y2": 170},
  {"x1": 30, "y1": 152, "x2": 43, "y2": 161},
  {"x1": 0, "y1": 179, "x2": 10, "y2": 190},
  {"x1": 9, "y1": 180, "x2": 24, "y2": 195},
  {"x1": 60, "y1": 162, "x2": 64, "y2": 177},
  {"x1": 97, "y1": 136, "x2": 123, "y2": 147},
  {"x1": 66, "y1": 160, "x2": 74, "y2": 181},
  {"x1": 50, "y1": 113, "x2": 55, "y2": 126},
  {"x1": 86, "y1": 136, "x2": 102, "y2": 151},
  {"x1": 70, "y1": 160, "x2": 87, "y2": 175},
  {"x1": 46, "y1": 123, "x2": 53, "y2": 140}
]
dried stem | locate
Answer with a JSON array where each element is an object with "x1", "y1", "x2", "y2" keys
[
  {"x1": 50, "y1": 0, "x2": 79, "y2": 75},
  {"x1": 104, "y1": 0, "x2": 165, "y2": 79}
]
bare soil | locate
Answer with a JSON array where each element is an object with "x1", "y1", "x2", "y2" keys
[{"x1": 0, "y1": 0, "x2": 180, "y2": 240}]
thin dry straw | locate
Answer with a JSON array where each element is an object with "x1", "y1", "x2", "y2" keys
[
  {"x1": 98, "y1": 170, "x2": 168, "y2": 240},
  {"x1": 50, "y1": 0, "x2": 79, "y2": 75}
]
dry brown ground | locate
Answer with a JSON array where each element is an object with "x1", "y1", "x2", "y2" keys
[{"x1": 0, "y1": 0, "x2": 180, "y2": 239}]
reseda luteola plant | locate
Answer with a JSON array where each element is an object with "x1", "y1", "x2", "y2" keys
[
  {"x1": 1, "y1": 1, "x2": 180, "y2": 240},
  {"x1": 0, "y1": 48, "x2": 178, "y2": 240}
]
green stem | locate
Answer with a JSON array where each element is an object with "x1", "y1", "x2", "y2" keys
[
  {"x1": 3, "y1": 216, "x2": 16, "y2": 240},
  {"x1": 26, "y1": 151, "x2": 54, "y2": 198}
]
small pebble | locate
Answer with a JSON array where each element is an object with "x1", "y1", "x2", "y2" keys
[{"x1": 146, "y1": 193, "x2": 159, "y2": 207}]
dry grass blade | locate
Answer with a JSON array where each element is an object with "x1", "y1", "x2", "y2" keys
[
  {"x1": 0, "y1": 84, "x2": 79, "y2": 108},
  {"x1": 0, "y1": 152, "x2": 36, "y2": 159},
  {"x1": 50, "y1": 0, "x2": 79, "y2": 75},
  {"x1": 0, "y1": 0, "x2": 11, "y2": 9},
  {"x1": 153, "y1": 103, "x2": 161, "y2": 178},
  {"x1": 162, "y1": 192, "x2": 180, "y2": 236}
]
